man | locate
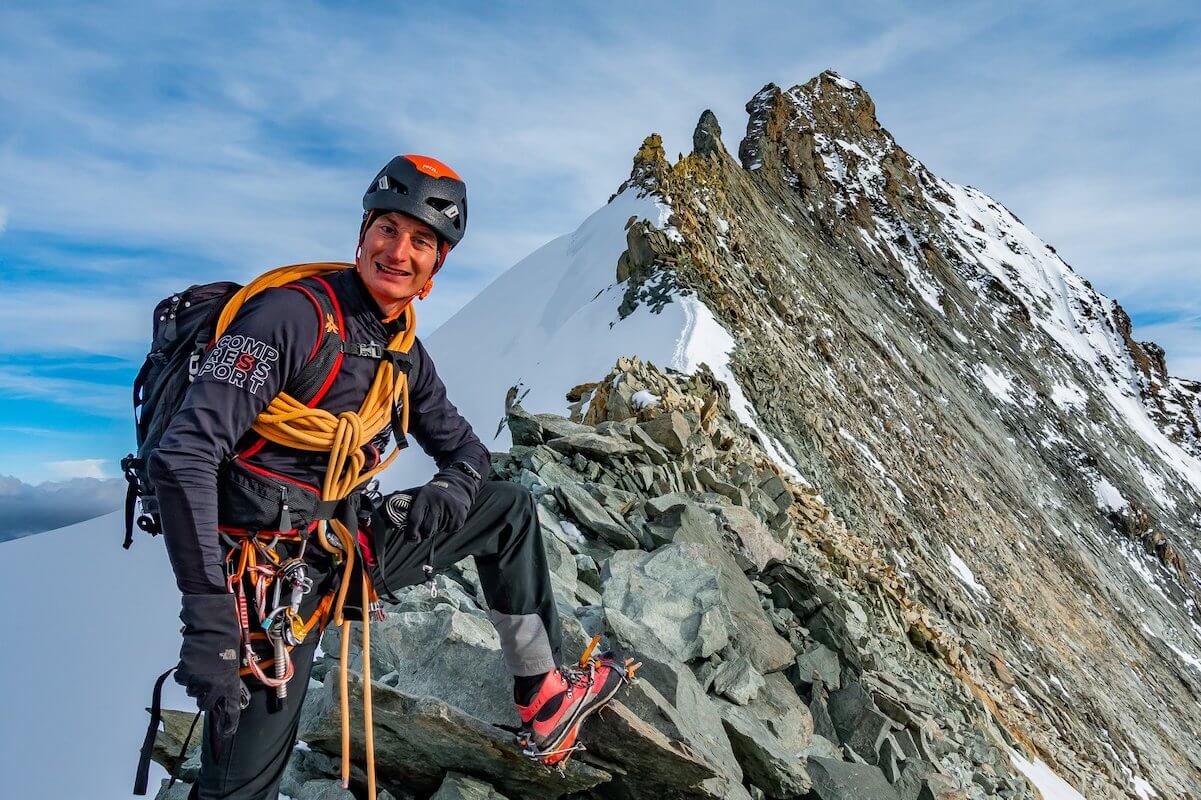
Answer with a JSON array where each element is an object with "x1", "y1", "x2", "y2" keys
[{"x1": 148, "y1": 155, "x2": 630, "y2": 799}]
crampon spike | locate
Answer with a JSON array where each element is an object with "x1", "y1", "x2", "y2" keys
[{"x1": 578, "y1": 634, "x2": 601, "y2": 668}]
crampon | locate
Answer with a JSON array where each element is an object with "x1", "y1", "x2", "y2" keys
[{"x1": 516, "y1": 635, "x2": 641, "y2": 769}]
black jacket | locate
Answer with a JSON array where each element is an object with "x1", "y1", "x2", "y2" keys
[{"x1": 148, "y1": 267, "x2": 490, "y2": 595}]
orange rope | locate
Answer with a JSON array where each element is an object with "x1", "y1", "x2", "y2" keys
[{"x1": 215, "y1": 262, "x2": 415, "y2": 799}]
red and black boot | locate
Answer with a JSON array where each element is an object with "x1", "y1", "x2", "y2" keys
[{"x1": 516, "y1": 636, "x2": 640, "y2": 768}]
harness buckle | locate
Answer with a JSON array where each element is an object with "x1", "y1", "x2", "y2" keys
[{"x1": 344, "y1": 342, "x2": 384, "y2": 359}]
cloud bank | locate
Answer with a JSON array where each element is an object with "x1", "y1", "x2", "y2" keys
[{"x1": 0, "y1": 475, "x2": 125, "y2": 542}]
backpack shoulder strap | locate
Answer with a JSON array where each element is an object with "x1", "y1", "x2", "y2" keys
[{"x1": 282, "y1": 276, "x2": 346, "y2": 407}]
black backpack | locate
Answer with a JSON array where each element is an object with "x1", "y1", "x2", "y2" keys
[
  {"x1": 120, "y1": 283, "x2": 243, "y2": 547},
  {"x1": 120, "y1": 271, "x2": 405, "y2": 549}
]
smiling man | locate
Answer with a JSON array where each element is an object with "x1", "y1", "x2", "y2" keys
[{"x1": 147, "y1": 155, "x2": 635, "y2": 799}]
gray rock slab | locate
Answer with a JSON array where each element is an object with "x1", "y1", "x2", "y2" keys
[
  {"x1": 827, "y1": 682, "x2": 897, "y2": 767},
  {"x1": 603, "y1": 543, "x2": 794, "y2": 674},
  {"x1": 794, "y1": 643, "x2": 842, "y2": 691},
  {"x1": 431, "y1": 771, "x2": 510, "y2": 800},
  {"x1": 644, "y1": 491, "x2": 693, "y2": 518},
  {"x1": 720, "y1": 706, "x2": 812, "y2": 798},
  {"x1": 555, "y1": 483, "x2": 641, "y2": 549},
  {"x1": 356, "y1": 606, "x2": 515, "y2": 727},
  {"x1": 801, "y1": 735, "x2": 843, "y2": 761},
  {"x1": 697, "y1": 467, "x2": 745, "y2": 505},
  {"x1": 505, "y1": 405, "x2": 545, "y2": 446},
  {"x1": 639, "y1": 410, "x2": 691, "y2": 454},
  {"x1": 614, "y1": 658, "x2": 746, "y2": 786},
  {"x1": 547, "y1": 431, "x2": 642, "y2": 460},
  {"x1": 150, "y1": 708, "x2": 202, "y2": 775},
  {"x1": 540, "y1": 515, "x2": 578, "y2": 598},
  {"x1": 302, "y1": 668, "x2": 609, "y2": 800},
  {"x1": 533, "y1": 413, "x2": 595, "y2": 440},
  {"x1": 712, "y1": 656, "x2": 765, "y2": 705},
  {"x1": 646, "y1": 501, "x2": 726, "y2": 549},
  {"x1": 153, "y1": 780, "x2": 192, "y2": 800},
  {"x1": 629, "y1": 424, "x2": 671, "y2": 465},
  {"x1": 578, "y1": 698, "x2": 720, "y2": 797},
  {"x1": 576, "y1": 553, "x2": 601, "y2": 591},
  {"x1": 757, "y1": 473, "x2": 794, "y2": 514},
  {"x1": 806, "y1": 757, "x2": 901, "y2": 800},
  {"x1": 280, "y1": 743, "x2": 343, "y2": 797},
  {"x1": 295, "y1": 779, "x2": 356, "y2": 800},
  {"x1": 719, "y1": 505, "x2": 788, "y2": 571},
  {"x1": 809, "y1": 683, "x2": 839, "y2": 743},
  {"x1": 714, "y1": 673, "x2": 814, "y2": 798}
]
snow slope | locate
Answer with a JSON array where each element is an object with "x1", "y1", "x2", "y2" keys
[
  {"x1": 0, "y1": 512, "x2": 184, "y2": 798},
  {"x1": 383, "y1": 187, "x2": 803, "y2": 490}
]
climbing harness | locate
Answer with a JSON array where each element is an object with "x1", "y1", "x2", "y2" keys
[{"x1": 211, "y1": 262, "x2": 416, "y2": 800}]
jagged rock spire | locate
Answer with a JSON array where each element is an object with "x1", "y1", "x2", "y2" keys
[
  {"x1": 614, "y1": 133, "x2": 672, "y2": 199},
  {"x1": 693, "y1": 109, "x2": 724, "y2": 158}
]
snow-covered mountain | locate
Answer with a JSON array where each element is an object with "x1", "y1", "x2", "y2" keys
[{"x1": 417, "y1": 71, "x2": 1201, "y2": 796}]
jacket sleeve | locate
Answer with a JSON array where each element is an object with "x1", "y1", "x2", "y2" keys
[
  {"x1": 147, "y1": 288, "x2": 320, "y2": 595},
  {"x1": 405, "y1": 336, "x2": 492, "y2": 484}
]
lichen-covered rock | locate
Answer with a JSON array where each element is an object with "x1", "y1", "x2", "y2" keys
[
  {"x1": 608, "y1": 542, "x2": 796, "y2": 673},
  {"x1": 716, "y1": 671, "x2": 815, "y2": 798},
  {"x1": 343, "y1": 606, "x2": 514, "y2": 727},
  {"x1": 430, "y1": 771, "x2": 509, "y2": 800},
  {"x1": 807, "y1": 756, "x2": 902, "y2": 800},
  {"x1": 554, "y1": 482, "x2": 641, "y2": 549}
]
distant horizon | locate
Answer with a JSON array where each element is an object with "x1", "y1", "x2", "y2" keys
[{"x1": 2, "y1": 2, "x2": 1198, "y2": 503}]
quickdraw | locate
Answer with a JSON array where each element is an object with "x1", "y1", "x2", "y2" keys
[{"x1": 222, "y1": 529, "x2": 322, "y2": 699}]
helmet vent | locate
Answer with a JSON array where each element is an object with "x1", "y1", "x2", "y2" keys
[{"x1": 426, "y1": 197, "x2": 462, "y2": 228}]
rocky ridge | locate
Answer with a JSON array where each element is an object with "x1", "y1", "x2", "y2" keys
[
  {"x1": 155, "y1": 354, "x2": 1049, "y2": 799},
  {"x1": 612, "y1": 71, "x2": 1201, "y2": 796}
]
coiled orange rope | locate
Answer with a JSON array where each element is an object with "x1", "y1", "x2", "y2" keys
[{"x1": 215, "y1": 262, "x2": 413, "y2": 799}]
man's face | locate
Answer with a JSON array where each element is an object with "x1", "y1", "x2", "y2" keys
[{"x1": 357, "y1": 212, "x2": 440, "y2": 314}]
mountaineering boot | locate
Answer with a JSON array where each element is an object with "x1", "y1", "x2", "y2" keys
[{"x1": 516, "y1": 636, "x2": 640, "y2": 767}]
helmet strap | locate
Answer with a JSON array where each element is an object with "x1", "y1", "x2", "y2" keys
[
  {"x1": 433, "y1": 241, "x2": 450, "y2": 273},
  {"x1": 418, "y1": 278, "x2": 434, "y2": 300}
]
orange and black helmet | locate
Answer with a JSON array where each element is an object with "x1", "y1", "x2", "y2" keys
[{"x1": 363, "y1": 155, "x2": 467, "y2": 253}]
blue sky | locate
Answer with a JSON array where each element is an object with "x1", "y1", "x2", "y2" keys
[{"x1": 1, "y1": 0, "x2": 1199, "y2": 485}]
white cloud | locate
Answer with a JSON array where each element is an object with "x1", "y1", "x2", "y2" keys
[
  {"x1": 0, "y1": 474, "x2": 123, "y2": 541},
  {"x1": 0, "y1": 1, "x2": 1197, "y2": 424},
  {"x1": 44, "y1": 458, "x2": 111, "y2": 480},
  {"x1": 0, "y1": 364, "x2": 129, "y2": 417}
]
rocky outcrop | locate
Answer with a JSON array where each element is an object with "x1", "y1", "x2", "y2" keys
[
  {"x1": 603, "y1": 71, "x2": 1201, "y2": 798},
  {"x1": 153, "y1": 355, "x2": 1048, "y2": 800}
]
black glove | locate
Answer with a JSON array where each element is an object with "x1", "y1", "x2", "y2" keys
[
  {"x1": 405, "y1": 462, "x2": 482, "y2": 543},
  {"x1": 175, "y1": 593, "x2": 243, "y2": 746}
]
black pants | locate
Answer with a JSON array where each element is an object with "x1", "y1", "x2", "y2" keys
[{"x1": 190, "y1": 480, "x2": 562, "y2": 800}]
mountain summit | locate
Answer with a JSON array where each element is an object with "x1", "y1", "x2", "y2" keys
[{"x1": 424, "y1": 70, "x2": 1201, "y2": 797}]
